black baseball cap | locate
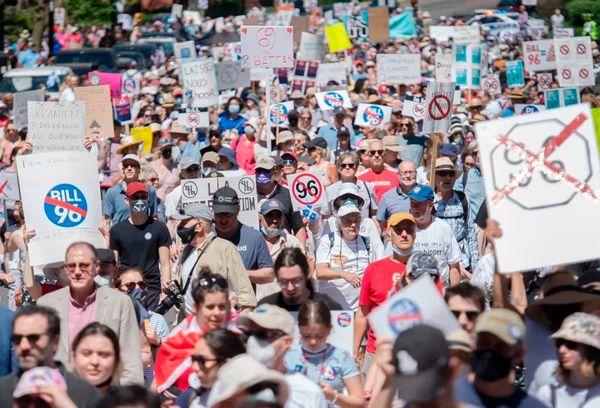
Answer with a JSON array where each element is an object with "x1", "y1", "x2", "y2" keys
[
  {"x1": 306, "y1": 137, "x2": 328, "y2": 150},
  {"x1": 212, "y1": 186, "x2": 239, "y2": 214}
]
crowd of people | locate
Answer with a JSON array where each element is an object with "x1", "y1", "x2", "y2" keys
[{"x1": 0, "y1": 2, "x2": 599, "y2": 408}]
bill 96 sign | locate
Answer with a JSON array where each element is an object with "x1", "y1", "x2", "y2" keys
[{"x1": 287, "y1": 172, "x2": 326, "y2": 211}]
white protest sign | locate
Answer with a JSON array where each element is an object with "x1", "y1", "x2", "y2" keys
[
  {"x1": 299, "y1": 32, "x2": 325, "y2": 61},
  {"x1": 476, "y1": 104, "x2": 600, "y2": 273},
  {"x1": 401, "y1": 96, "x2": 425, "y2": 121},
  {"x1": 27, "y1": 101, "x2": 85, "y2": 153},
  {"x1": 286, "y1": 172, "x2": 327, "y2": 211},
  {"x1": 16, "y1": 152, "x2": 104, "y2": 266},
  {"x1": 555, "y1": 37, "x2": 594, "y2": 87},
  {"x1": 315, "y1": 90, "x2": 352, "y2": 111},
  {"x1": 240, "y1": 26, "x2": 294, "y2": 68},
  {"x1": 174, "y1": 41, "x2": 197, "y2": 61},
  {"x1": 544, "y1": 88, "x2": 580, "y2": 110},
  {"x1": 354, "y1": 103, "x2": 392, "y2": 129},
  {"x1": 181, "y1": 176, "x2": 259, "y2": 230},
  {"x1": 316, "y1": 62, "x2": 348, "y2": 87},
  {"x1": 177, "y1": 107, "x2": 209, "y2": 129},
  {"x1": 423, "y1": 82, "x2": 456, "y2": 134},
  {"x1": 452, "y1": 44, "x2": 484, "y2": 89},
  {"x1": 523, "y1": 39, "x2": 556, "y2": 72},
  {"x1": 514, "y1": 104, "x2": 546, "y2": 115},
  {"x1": 179, "y1": 59, "x2": 218, "y2": 108},
  {"x1": 376, "y1": 54, "x2": 420, "y2": 85},
  {"x1": 121, "y1": 73, "x2": 140, "y2": 95},
  {"x1": 554, "y1": 28, "x2": 574, "y2": 39},
  {"x1": 54, "y1": 7, "x2": 66, "y2": 25},
  {"x1": 429, "y1": 25, "x2": 480, "y2": 44},
  {"x1": 537, "y1": 72, "x2": 553, "y2": 91},
  {"x1": 215, "y1": 61, "x2": 251, "y2": 91},
  {"x1": 368, "y1": 276, "x2": 460, "y2": 342},
  {"x1": 483, "y1": 76, "x2": 501, "y2": 96},
  {"x1": 0, "y1": 172, "x2": 20, "y2": 201},
  {"x1": 435, "y1": 53, "x2": 453, "y2": 83},
  {"x1": 267, "y1": 101, "x2": 294, "y2": 126},
  {"x1": 13, "y1": 90, "x2": 44, "y2": 131}
]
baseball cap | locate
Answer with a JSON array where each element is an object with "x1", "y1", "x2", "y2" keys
[
  {"x1": 333, "y1": 106, "x2": 346, "y2": 116},
  {"x1": 236, "y1": 304, "x2": 296, "y2": 335},
  {"x1": 202, "y1": 151, "x2": 220, "y2": 165},
  {"x1": 157, "y1": 137, "x2": 174, "y2": 149},
  {"x1": 389, "y1": 212, "x2": 416, "y2": 227},
  {"x1": 337, "y1": 202, "x2": 361, "y2": 217},
  {"x1": 276, "y1": 130, "x2": 294, "y2": 145},
  {"x1": 13, "y1": 367, "x2": 67, "y2": 399},
  {"x1": 126, "y1": 181, "x2": 148, "y2": 197},
  {"x1": 218, "y1": 147, "x2": 238, "y2": 166},
  {"x1": 121, "y1": 153, "x2": 141, "y2": 166},
  {"x1": 96, "y1": 248, "x2": 116, "y2": 264},
  {"x1": 446, "y1": 329, "x2": 473, "y2": 353},
  {"x1": 440, "y1": 143, "x2": 459, "y2": 159},
  {"x1": 306, "y1": 137, "x2": 328, "y2": 150},
  {"x1": 392, "y1": 325, "x2": 449, "y2": 403},
  {"x1": 260, "y1": 199, "x2": 285, "y2": 215},
  {"x1": 408, "y1": 184, "x2": 435, "y2": 202},
  {"x1": 212, "y1": 186, "x2": 239, "y2": 214},
  {"x1": 550, "y1": 312, "x2": 600, "y2": 351},
  {"x1": 255, "y1": 155, "x2": 277, "y2": 171},
  {"x1": 180, "y1": 157, "x2": 200, "y2": 170},
  {"x1": 475, "y1": 309, "x2": 525, "y2": 346},
  {"x1": 172, "y1": 203, "x2": 213, "y2": 222},
  {"x1": 383, "y1": 135, "x2": 403, "y2": 153},
  {"x1": 406, "y1": 253, "x2": 440, "y2": 279}
]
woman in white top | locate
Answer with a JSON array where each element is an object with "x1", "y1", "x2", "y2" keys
[{"x1": 308, "y1": 137, "x2": 338, "y2": 187}]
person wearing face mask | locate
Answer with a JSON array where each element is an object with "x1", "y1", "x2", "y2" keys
[
  {"x1": 109, "y1": 182, "x2": 172, "y2": 313},
  {"x1": 173, "y1": 203, "x2": 256, "y2": 316},
  {"x1": 236, "y1": 304, "x2": 329, "y2": 408},
  {"x1": 285, "y1": 300, "x2": 364, "y2": 408},
  {"x1": 218, "y1": 96, "x2": 247, "y2": 135},
  {"x1": 231, "y1": 117, "x2": 262, "y2": 175},
  {"x1": 454, "y1": 309, "x2": 546, "y2": 408}
]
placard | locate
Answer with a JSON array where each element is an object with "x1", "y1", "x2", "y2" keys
[
  {"x1": 131, "y1": 127, "x2": 153, "y2": 154},
  {"x1": 423, "y1": 82, "x2": 456, "y2": 134},
  {"x1": 429, "y1": 25, "x2": 480, "y2": 44},
  {"x1": 16, "y1": 152, "x2": 105, "y2": 266},
  {"x1": 113, "y1": 96, "x2": 132, "y2": 125},
  {"x1": 286, "y1": 172, "x2": 327, "y2": 211},
  {"x1": 376, "y1": 54, "x2": 420, "y2": 85},
  {"x1": 13, "y1": 90, "x2": 44, "y2": 131},
  {"x1": 368, "y1": 7, "x2": 389, "y2": 43},
  {"x1": 401, "y1": 96, "x2": 425, "y2": 121},
  {"x1": 240, "y1": 26, "x2": 294, "y2": 68},
  {"x1": 514, "y1": 104, "x2": 546, "y2": 115},
  {"x1": 554, "y1": 28, "x2": 574, "y2": 38},
  {"x1": 555, "y1": 37, "x2": 594, "y2": 87},
  {"x1": 267, "y1": 101, "x2": 294, "y2": 126},
  {"x1": 325, "y1": 23, "x2": 352, "y2": 53},
  {"x1": 475, "y1": 104, "x2": 600, "y2": 273},
  {"x1": 215, "y1": 61, "x2": 251, "y2": 91},
  {"x1": 27, "y1": 101, "x2": 85, "y2": 153},
  {"x1": 506, "y1": 60, "x2": 525, "y2": 88},
  {"x1": 89, "y1": 72, "x2": 122, "y2": 99},
  {"x1": 523, "y1": 40, "x2": 556, "y2": 72},
  {"x1": 179, "y1": 59, "x2": 218, "y2": 108},
  {"x1": 316, "y1": 62, "x2": 348, "y2": 87},
  {"x1": 0, "y1": 172, "x2": 20, "y2": 201},
  {"x1": 544, "y1": 88, "x2": 580, "y2": 110},
  {"x1": 290, "y1": 15, "x2": 309, "y2": 43},
  {"x1": 74, "y1": 85, "x2": 114, "y2": 143},
  {"x1": 435, "y1": 53, "x2": 453, "y2": 83},
  {"x1": 315, "y1": 90, "x2": 352, "y2": 111},
  {"x1": 181, "y1": 176, "x2": 259, "y2": 230},
  {"x1": 483, "y1": 76, "x2": 501, "y2": 96},
  {"x1": 354, "y1": 103, "x2": 392, "y2": 129},
  {"x1": 121, "y1": 73, "x2": 140, "y2": 95},
  {"x1": 536, "y1": 72, "x2": 553, "y2": 91},
  {"x1": 299, "y1": 32, "x2": 325, "y2": 61},
  {"x1": 174, "y1": 41, "x2": 197, "y2": 61},
  {"x1": 177, "y1": 107, "x2": 210, "y2": 129},
  {"x1": 452, "y1": 44, "x2": 484, "y2": 89}
]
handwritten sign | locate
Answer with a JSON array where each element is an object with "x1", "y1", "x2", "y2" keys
[
  {"x1": 523, "y1": 40, "x2": 556, "y2": 72},
  {"x1": 27, "y1": 101, "x2": 85, "y2": 153},
  {"x1": 179, "y1": 59, "x2": 218, "y2": 108},
  {"x1": 13, "y1": 90, "x2": 44, "y2": 131},
  {"x1": 74, "y1": 85, "x2": 114, "y2": 143},
  {"x1": 377, "y1": 54, "x2": 420, "y2": 85},
  {"x1": 240, "y1": 26, "x2": 294, "y2": 68},
  {"x1": 316, "y1": 62, "x2": 348, "y2": 87},
  {"x1": 368, "y1": 7, "x2": 389, "y2": 43}
]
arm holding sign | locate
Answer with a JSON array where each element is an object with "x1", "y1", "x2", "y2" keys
[{"x1": 9, "y1": 227, "x2": 43, "y2": 300}]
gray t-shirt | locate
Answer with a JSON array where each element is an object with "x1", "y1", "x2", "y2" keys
[{"x1": 219, "y1": 224, "x2": 273, "y2": 271}]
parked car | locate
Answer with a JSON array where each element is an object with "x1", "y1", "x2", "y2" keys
[
  {"x1": 0, "y1": 66, "x2": 73, "y2": 98},
  {"x1": 113, "y1": 43, "x2": 158, "y2": 68},
  {"x1": 55, "y1": 48, "x2": 124, "y2": 76}
]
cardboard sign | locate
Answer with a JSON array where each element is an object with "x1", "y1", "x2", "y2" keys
[
  {"x1": 401, "y1": 96, "x2": 425, "y2": 121},
  {"x1": 177, "y1": 107, "x2": 210, "y2": 129},
  {"x1": 325, "y1": 23, "x2": 352, "y2": 53},
  {"x1": 89, "y1": 72, "x2": 122, "y2": 99},
  {"x1": 13, "y1": 90, "x2": 44, "y2": 131},
  {"x1": 240, "y1": 26, "x2": 294, "y2": 68},
  {"x1": 27, "y1": 101, "x2": 85, "y2": 153},
  {"x1": 316, "y1": 62, "x2": 348, "y2": 87},
  {"x1": 555, "y1": 36, "x2": 595, "y2": 87},
  {"x1": 290, "y1": 15, "x2": 309, "y2": 43},
  {"x1": 523, "y1": 40, "x2": 556, "y2": 72},
  {"x1": 429, "y1": 25, "x2": 480, "y2": 44},
  {"x1": 131, "y1": 127, "x2": 153, "y2": 154},
  {"x1": 74, "y1": 85, "x2": 114, "y2": 143},
  {"x1": 174, "y1": 41, "x2": 197, "y2": 61},
  {"x1": 215, "y1": 61, "x2": 251, "y2": 90},
  {"x1": 16, "y1": 152, "x2": 105, "y2": 266},
  {"x1": 476, "y1": 104, "x2": 600, "y2": 273},
  {"x1": 298, "y1": 32, "x2": 325, "y2": 61},
  {"x1": 354, "y1": 103, "x2": 392, "y2": 128},
  {"x1": 315, "y1": 90, "x2": 352, "y2": 111},
  {"x1": 506, "y1": 60, "x2": 525, "y2": 88},
  {"x1": 435, "y1": 53, "x2": 453, "y2": 83},
  {"x1": 368, "y1": 276, "x2": 460, "y2": 342},
  {"x1": 452, "y1": 44, "x2": 484, "y2": 89},
  {"x1": 180, "y1": 59, "x2": 219, "y2": 108},
  {"x1": 368, "y1": 7, "x2": 389, "y2": 43},
  {"x1": 376, "y1": 54, "x2": 420, "y2": 85},
  {"x1": 267, "y1": 101, "x2": 294, "y2": 126},
  {"x1": 514, "y1": 104, "x2": 546, "y2": 115},
  {"x1": 423, "y1": 82, "x2": 456, "y2": 134},
  {"x1": 181, "y1": 176, "x2": 259, "y2": 230},
  {"x1": 286, "y1": 172, "x2": 327, "y2": 211},
  {"x1": 544, "y1": 88, "x2": 580, "y2": 109},
  {"x1": 0, "y1": 172, "x2": 20, "y2": 201},
  {"x1": 537, "y1": 73, "x2": 553, "y2": 91}
]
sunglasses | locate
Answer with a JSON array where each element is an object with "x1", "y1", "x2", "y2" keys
[
  {"x1": 65, "y1": 262, "x2": 92, "y2": 272},
  {"x1": 340, "y1": 163, "x2": 356, "y2": 169},
  {"x1": 191, "y1": 354, "x2": 222, "y2": 369},
  {"x1": 282, "y1": 159, "x2": 297, "y2": 166},
  {"x1": 369, "y1": 150, "x2": 384, "y2": 156},
  {"x1": 198, "y1": 276, "x2": 228, "y2": 290},
  {"x1": 437, "y1": 171, "x2": 456, "y2": 178},
  {"x1": 450, "y1": 310, "x2": 480, "y2": 322},
  {"x1": 123, "y1": 163, "x2": 140, "y2": 169},
  {"x1": 556, "y1": 339, "x2": 579, "y2": 350},
  {"x1": 121, "y1": 281, "x2": 147, "y2": 291},
  {"x1": 12, "y1": 333, "x2": 48, "y2": 345}
]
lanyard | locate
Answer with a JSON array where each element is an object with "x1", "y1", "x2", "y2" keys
[{"x1": 301, "y1": 345, "x2": 330, "y2": 384}]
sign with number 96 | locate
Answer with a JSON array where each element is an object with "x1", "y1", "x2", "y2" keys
[{"x1": 287, "y1": 172, "x2": 326, "y2": 211}]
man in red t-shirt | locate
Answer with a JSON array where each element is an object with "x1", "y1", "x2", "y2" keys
[{"x1": 356, "y1": 139, "x2": 398, "y2": 202}]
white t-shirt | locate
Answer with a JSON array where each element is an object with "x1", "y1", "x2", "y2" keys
[
  {"x1": 413, "y1": 217, "x2": 461, "y2": 284},
  {"x1": 536, "y1": 381, "x2": 600, "y2": 408},
  {"x1": 470, "y1": 252, "x2": 496, "y2": 308},
  {"x1": 285, "y1": 373, "x2": 328, "y2": 408},
  {"x1": 165, "y1": 184, "x2": 183, "y2": 219}
]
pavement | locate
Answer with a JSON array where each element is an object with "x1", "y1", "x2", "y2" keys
[{"x1": 419, "y1": 0, "x2": 500, "y2": 19}]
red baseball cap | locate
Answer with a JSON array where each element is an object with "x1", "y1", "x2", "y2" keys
[{"x1": 126, "y1": 182, "x2": 148, "y2": 197}]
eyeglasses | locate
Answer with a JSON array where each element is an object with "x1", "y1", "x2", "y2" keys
[
  {"x1": 399, "y1": 170, "x2": 416, "y2": 176},
  {"x1": 65, "y1": 262, "x2": 92, "y2": 272},
  {"x1": 282, "y1": 159, "x2": 297, "y2": 166},
  {"x1": 11, "y1": 333, "x2": 48, "y2": 345},
  {"x1": 437, "y1": 171, "x2": 456, "y2": 178},
  {"x1": 121, "y1": 281, "x2": 148, "y2": 291},
  {"x1": 450, "y1": 310, "x2": 480, "y2": 322},
  {"x1": 340, "y1": 163, "x2": 356, "y2": 169},
  {"x1": 278, "y1": 277, "x2": 304, "y2": 288},
  {"x1": 191, "y1": 354, "x2": 222, "y2": 369},
  {"x1": 369, "y1": 150, "x2": 384, "y2": 156},
  {"x1": 198, "y1": 276, "x2": 228, "y2": 290},
  {"x1": 556, "y1": 339, "x2": 579, "y2": 350},
  {"x1": 392, "y1": 225, "x2": 415, "y2": 235}
]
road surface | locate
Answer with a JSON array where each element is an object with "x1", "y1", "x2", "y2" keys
[{"x1": 418, "y1": 0, "x2": 500, "y2": 19}]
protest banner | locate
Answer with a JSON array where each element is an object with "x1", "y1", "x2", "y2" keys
[
  {"x1": 435, "y1": 53, "x2": 453, "y2": 83},
  {"x1": 368, "y1": 7, "x2": 389, "y2": 43},
  {"x1": 13, "y1": 90, "x2": 44, "y2": 131},
  {"x1": 475, "y1": 104, "x2": 600, "y2": 273},
  {"x1": 344, "y1": 14, "x2": 369, "y2": 42},
  {"x1": 179, "y1": 59, "x2": 218, "y2": 107},
  {"x1": 121, "y1": 73, "x2": 140, "y2": 95},
  {"x1": 316, "y1": 62, "x2": 348, "y2": 87},
  {"x1": 536, "y1": 72, "x2": 553, "y2": 91},
  {"x1": 315, "y1": 90, "x2": 352, "y2": 111},
  {"x1": 483, "y1": 75, "x2": 501, "y2": 96},
  {"x1": 181, "y1": 175, "x2": 259, "y2": 230},
  {"x1": 401, "y1": 96, "x2": 425, "y2": 121},
  {"x1": 174, "y1": 41, "x2": 197, "y2": 61},
  {"x1": 354, "y1": 103, "x2": 392, "y2": 128},
  {"x1": 376, "y1": 54, "x2": 420, "y2": 85},
  {"x1": 423, "y1": 82, "x2": 456, "y2": 134},
  {"x1": 89, "y1": 72, "x2": 122, "y2": 98},
  {"x1": 506, "y1": 60, "x2": 525, "y2": 88},
  {"x1": 514, "y1": 104, "x2": 546, "y2": 115},
  {"x1": 429, "y1": 25, "x2": 480, "y2": 44},
  {"x1": 555, "y1": 36, "x2": 595, "y2": 87},
  {"x1": 267, "y1": 101, "x2": 294, "y2": 126},
  {"x1": 286, "y1": 172, "x2": 327, "y2": 211},
  {"x1": 544, "y1": 87, "x2": 580, "y2": 109},
  {"x1": 74, "y1": 85, "x2": 114, "y2": 142},
  {"x1": 0, "y1": 172, "x2": 20, "y2": 201},
  {"x1": 522, "y1": 39, "x2": 556, "y2": 72},
  {"x1": 290, "y1": 15, "x2": 309, "y2": 43},
  {"x1": 215, "y1": 61, "x2": 251, "y2": 90},
  {"x1": 452, "y1": 44, "x2": 484, "y2": 88},
  {"x1": 298, "y1": 32, "x2": 325, "y2": 61},
  {"x1": 113, "y1": 96, "x2": 132, "y2": 124},
  {"x1": 177, "y1": 107, "x2": 210, "y2": 129},
  {"x1": 554, "y1": 27, "x2": 574, "y2": 38},
  {"x1": 28, "y1": 101, "x2": 85, "y2": 153},
  {"x1": 240, "y1": 26, "x2": 294, "y2": 68},
  {"x1": 324, "y1": 23, "x2": 352, "y2": 53},
  {"x1": 131, "y1": 127, "x2": 153, "y2": 154},
  {"x1": 16, "y1": 152, "x2": 104, "y2": 266},
  {"x1": 368, "y1": 276, "x2": 460, "y2": 342}
]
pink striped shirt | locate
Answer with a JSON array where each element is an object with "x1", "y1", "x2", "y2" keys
[{"x1": 68, "y1": 291, "x2": 97, "y2": 350}]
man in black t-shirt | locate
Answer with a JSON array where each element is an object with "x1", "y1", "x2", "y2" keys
[{"x1": 109, "y1": 182, "x2": 172, "y2": 313}]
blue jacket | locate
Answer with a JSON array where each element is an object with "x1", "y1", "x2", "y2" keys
[{"x1": 0, "y1": 307, "x2": 16, "y2": 376}]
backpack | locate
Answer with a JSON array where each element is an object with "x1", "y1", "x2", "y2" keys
[
  {"x1": 326, "y1": 231, "x2": 371, "y2": 253},
  {"x1": 436, "y1": 190, "x2": 469, "y2": 241}
]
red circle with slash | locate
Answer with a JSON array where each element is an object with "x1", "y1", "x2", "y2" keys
[
  {"x1": 562, "y1": 69, "x2": 572, "y2": 80},
  {"x1": 428, "y1": 95, "x2": 451, "y2": 120},
  {"x1": 576, "y1": 44, "x2": 586, "y2": 54},
  {"x1": 579, "y1": 68, "x2": 589, "y2": 79},
  {"x1": 559, "y1": 44, "x2": 570, "y2": 55}
]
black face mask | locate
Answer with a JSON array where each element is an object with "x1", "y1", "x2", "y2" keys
[
  {"x1": 162, "y1": 148, "x2": 172, "y2": 159},
  {"x1": 471, "y1": 349, "x2": 513, "y2": 382},
  {"x1": 177, "y1": 226, "x2": 196, "y2": 245}
]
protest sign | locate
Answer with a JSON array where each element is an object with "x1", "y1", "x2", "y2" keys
[
  {"x1": 514, "y1": 104, "x2": 546, "y2": 115},
  {"x1": 506, "y1": 60, "x2": 525, "y2": 88},
  {"x1": 536, "y1": 72, "x2": 553, "y2": 91},
  {"x1": 522, "y1": 39, "x2": 556, "y2": 72},
  {"x1": 554, "y1": 27, "x2": 574, "y2": 38},
  {"x1": 181, "y1": 175, "x2": 259, "y2": 230},
  {"x1": 174, "y1": 41, "x2": 197, "y2": 61},
  {"x1": 13, "y1": 90, "x2": 44, "y2": 131},
  {"x1": 28, "y1": 102, "x2": 85, "y2": 153},
  {"x1": 180, "y1": 59, "x2": 218, "y2": 107},
  {"x1": 131, "y1": 127, "x2": 153, "y2": 154},
  {"x1": 476, "y1": 104, "x2": 600, "y2": 273},
  {"x1": 16, "y1": 152, "x2": 104, "y2": 266},
  {"x1": 315, "y1": 90, "x2": 352, "y2": 111},
  {"x1": 344, "y1": 14, "x2": 369, "y2": 42},
  {"x1": 369, "y1": 276, "x2": 460, "y2": 342},
  {"x1": 423, "y1": 82, "x2": 456, "y2": 134},
  {"x1": 544, "y1": 88, "x2": 580, "y2": 109},
  {"x1": 376, "y1": 54, "x2": 420, "y2": 85},
  {"x1": 171, "y1": 3, "x2": 183, "y2": 18},
  {"x1": 555, "y1": 36, "x2": 595, "y2": 87},
  {"x1": 354, "y1": 103, "x2": 391, "y2": 128},
  {"x1": 401, "y1": 96, "x2": 425, "y2": 121},
  {"x1": 240, "y1": 26, "x2": 294, "y2": 68},
  {"x1": 368, "y1": 7, "x2": 389, "y2": 43},
  {"x1": 290, "y1": 311, "x2": 354, "y2": 354},
  {"x1": 74, "y1": 85, "x2": 114, "y2": 142},
  {"x1": 316, "y1": 62, "x2": 348, "y2": 87},
  {"x1": 121, "y1": 73, "x2": 140, "y2": 95},
  {"x1": 89, "y1": 72, "x2": 122, "y2": 98},
  {"x1": 452, "y1": 44, "x2": 484, "y2": 89},
  {"x1": 177, "y1": 107, "x2": 210, "y2": 129},
  {"x1": 215, "y1": 61, "x2": 251, "y2": 90},
  {"x1": 113, "y1": 96, "x2": 132, "y2": 124},
  {"x1": 429, "y1": 25, "x2": 480, "y2": 44},
  {"x1": 325, "y1": 23, "x2": 352, "y2": 53},
  {"x1": 435, "y1": 53, "x2": 453, "y2": 83},
  {"x1": 286, "y1": 172, "x2": 327, "y2": 211},
  {"x1": 0, "y1": 172, "x2": 20, "y2": 201},
  {"x1": 267, "y1": 101, "x2": 294, "y2": 126},
  {"x1": 483, "y1": 76, "x2": 501, "y2": 96},
  {"x1": 298, "y1": 32, "x2": 325, "y2": 61},
  {"x1": 117, "y1": 14, "x2": 133, "y2": 31},
  {"x1": 54, "y1": 7, "x2": 66, "y2": 25},
  {"x1": 290, "y1": 15, "x2": 309, "y2": 43}
]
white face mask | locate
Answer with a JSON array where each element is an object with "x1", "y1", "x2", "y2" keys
[{"x1": 246, "y1": 336, "x2": 276, "y2": 366}]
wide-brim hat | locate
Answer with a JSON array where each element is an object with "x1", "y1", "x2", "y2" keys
[{"x1": 116, "y1": 136, "x2": 142, "y2": 154}]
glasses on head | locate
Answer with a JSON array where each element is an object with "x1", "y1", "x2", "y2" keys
[
  {"x1": 340, "y1": 163, "x2": 356, "y2": 169},
  {"x1": 450, "y1": 310, "x2": 480, "y2": 322},
  {"x1": 198, "y1": 276, "x2": 228, "y2": 290},
  {"x1": 555, "y1": 339, "x2": 579, "y2": 350},
  {"x1": 191, "y1": 354, "x2": 222, "y2": 369},
  {"x1": 437, "y1": 171, "x2": 456, "y2": 178},
  {"x1": 369, "y1": 149, "x2": 384, "y2": 156},
  {"x1": 65, "y1": 262, "x2": 92, "y2": 272},
  {"x1": 278, "y1": 277, "x2": 304, "y2": 288},
  {"x1": 121, "y1": 281, "x2": 148, "y2": 292},
  {"x1": 11, "y1": 333, "x2": 48, "y2": 345},
  {"x1": 282, "y1": 159, "x2": 297, "y2": 166}
]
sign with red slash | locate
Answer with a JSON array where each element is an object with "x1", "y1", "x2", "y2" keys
[
  {"x1": 476, "y1": 105, "x2": 600, "y2": 273},
  {"x1": 0, "y1": 173, "x2": 20, "y2": 201}
]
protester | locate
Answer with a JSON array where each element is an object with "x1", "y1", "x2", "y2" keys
[
  {"x1": 356, "y1": 139, "x2": 399, "y2": 202},
  {"x1": 376, "y1": 160, "x2": 417, "y2": 229}
]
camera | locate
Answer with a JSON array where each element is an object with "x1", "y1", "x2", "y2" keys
[{"x1": 155, "y1": 281, "x2": 183, "y2": 315}]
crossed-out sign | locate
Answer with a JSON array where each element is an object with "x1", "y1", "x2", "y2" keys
[
  {"x1": 483, "y1": 77, "x2": 499, "y2": 93},
  {"x1": 323, "y1": 92, "x2": 344, "y2": 108},
  {"x1": 287, "y1": 172, "x2": 326, "y2": 211},
  {"x1": 428, "y1": 95, "x2": 451, "y2": 120},
  {"x1": 269, "y1": 104, "x2": 289, "y2": 125},
  {"x1": 43, "y1": 183, "x2": 88, "y2": 227},
  {"x1": 363, "y1": 105, "x2": 385, "y2": 125}
]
